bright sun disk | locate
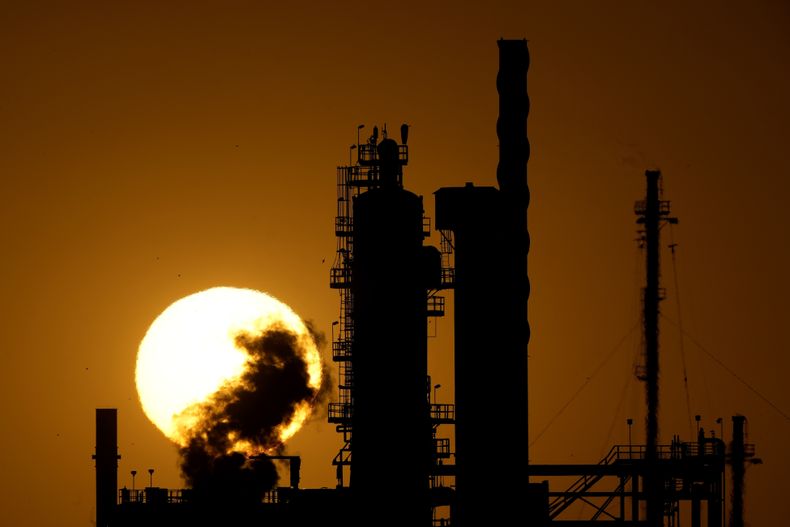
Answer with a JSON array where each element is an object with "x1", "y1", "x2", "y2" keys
[{"x1": 135, "y1": 287, "x2": 322, "y2": 453}]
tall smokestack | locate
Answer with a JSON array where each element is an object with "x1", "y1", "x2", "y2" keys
[
  {"x1": 435, "y1": 38, "x2": 531, "y2": 527},
  {"x1": 93, "y1": 408, "x2": 119, "y2": 527},
  {"x1": 497, "y1": 39, "x2": 530, "y2": 203},
  {"x1": 496, "y1": 36, "x2": 530, "y2": 463}
]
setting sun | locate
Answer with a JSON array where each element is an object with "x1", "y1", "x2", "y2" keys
[{"x1": 135, "y1": 287, "x2": 322, "y2": 453}]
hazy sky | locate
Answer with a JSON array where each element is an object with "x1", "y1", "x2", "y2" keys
[{"x1": 1, "y1": 1, "x2": 788, "y2": 525}]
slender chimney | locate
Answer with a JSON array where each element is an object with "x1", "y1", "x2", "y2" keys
[
  {"x1": 496, "y1": 36, "x2": 530, "y2": 463},
  {"x1": 434, "y1": 38, "x2": 531, "y2": 527},
  {"x1": 93, "y1": 409, "x2": 120, "y2": 527}
]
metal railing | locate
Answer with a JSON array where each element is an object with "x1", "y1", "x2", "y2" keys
[
  {"x1": 634, "y1": 199, "x2": 672, "y2": 216},
  {"x1": 427, "y1": 296, "x2": 445, "y2": 317},
  {"x1": 440, "y1": 268, "x2": 455, "y2": 289},
  {"x1": 118, "y1": 488, "x2": 187, "y2": 505},
  {"x1": 330, "y1": 267, "x2": 351, "y2": 289},
  {"x1": 332, "y1": 339, "x2": 352, "y2": 361},
  {"x1": 423, "y1": 216, "x2": 432, "y2": 237},
  {"x1": 433, "y1": 437, "x2": 451, "y2": 458},
  {"x1": 605, "y1": 440, "x2": 725, "y2": 462},
  {"x1": 430, "y1": 404, "x2": 455, "y2": 423},
  {"x1": 357, "y1": 143, "x2": 408, "y2": 165},
  {"x1": 328, "y1": 402, "x2": 352, "y2": 423},
  {"x1": 334, "y1": 215, "x2": 353, "y2": 236}
]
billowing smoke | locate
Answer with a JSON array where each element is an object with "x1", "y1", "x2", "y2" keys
[
  {"x1": 178, "y1": 323, "x2": 329, "y2": 503},
  {"x1": 303, "y1": 320, "x2": 333, "y2": 417}
]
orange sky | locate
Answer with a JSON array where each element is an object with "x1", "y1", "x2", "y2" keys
[{"x1": 1, "y1": 1, "x2": 788, "y2": 526}]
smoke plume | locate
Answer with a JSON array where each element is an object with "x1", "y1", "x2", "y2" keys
[
  {"x1": 303, "y1": 319, "x2": 334, "y2": 416},
  {"x1": 177, "y1": 323, "x2": 327, "y2": 503}
]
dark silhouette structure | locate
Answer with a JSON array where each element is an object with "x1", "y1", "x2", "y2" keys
[
  {"x1": 93, "y1": 409, "x2": 120, "y2": 527},
  {"x1": 729, "y1": 416, "x2": 745, "y2": 527},
  {"x1": 434, "y1": 38, "x2": 533, "y2": 527},
  {"x1": 348, "y1": 130, "x2": 435, "y2": 526},
  {"x1": 727, "y1": 415, "x2": 760, "y2": 527},
  {"x1": 94, "y1": 40, "x2": 757, "y2": 527},
  {"x1": 328, "y1": 117, "x2": 453, "y2": 527},
  {"x1": 635, "y1": 170, "x2": 677, "y2": 527}
]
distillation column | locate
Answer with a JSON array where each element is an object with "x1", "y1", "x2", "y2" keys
[{"x1": 350, "y1": 137, "x2": 434, "y2": 527}]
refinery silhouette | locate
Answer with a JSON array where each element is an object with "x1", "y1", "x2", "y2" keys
[{"x1": 93, "y1": 40, "x2": 758, "y2": 527}]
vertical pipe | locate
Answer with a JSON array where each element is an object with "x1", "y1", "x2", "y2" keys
[{"x1": 93, "y1": 408, "x2": 119, "y2": 527}]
